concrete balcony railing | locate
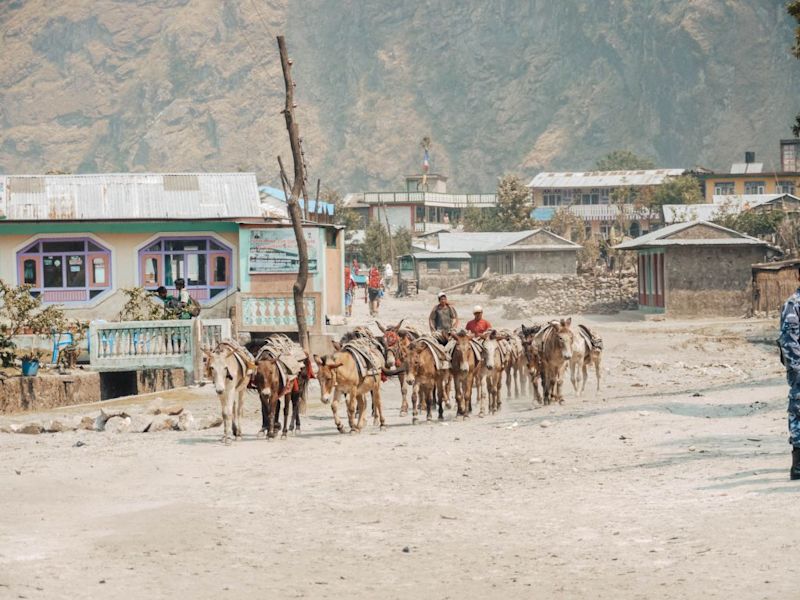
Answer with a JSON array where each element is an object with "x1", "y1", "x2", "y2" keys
[{"x1": 359, "y1": 191, "x2": 497, "y2": 208}]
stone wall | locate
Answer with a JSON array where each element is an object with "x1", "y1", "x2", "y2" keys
[
  {"x1": 665, "y1": 246, "x2": 766, "y2": 317},
  {"x1": 483, "y1": 272, "x2": 637, "y2": 318}
]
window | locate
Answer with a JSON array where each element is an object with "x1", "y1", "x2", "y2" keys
[
  {"x1": 543, "y1": 192, "x2": 562, "y2": 206},
  {"x1": 139, "y1": 236, "x2": 233, "y2": 302},
  {"x1": 426, "y1": 260, "x2": 441, "y2": 271},
  {"x1": 744, "y1": 181, "x2": 766, "y2": 195},
  {"x1": 581, "y1": 192, "x2": 600, "y2": 205},
  {"x1": 714, "y1": 182, "x2": 735, "y2": 195},
  {"x1": 17, "y1": 237, "x2": 112, "y2": 303},
  {"x1": 777, "y1": 181, "x2": 796, "y2": 195},
  {"x1": 447, "y1": 260, "x2": 462, "y2": 271}
]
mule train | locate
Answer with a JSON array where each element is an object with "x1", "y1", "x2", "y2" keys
[{"x1": 204, "y1": 318, "x2": 602, "y2": 443}]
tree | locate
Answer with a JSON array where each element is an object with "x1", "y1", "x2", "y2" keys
[
  {"x1": 648, "y1": 175, "x2": 703, "y2": 208},
  {"x1": 713, "y1": 210, "x2": 784, "y2": 238},
  {"x1": 594, "y1": 150, "x2": 655, "y2": 172},
  {"x1": 463, "y1": 174, "x2": 533, "y2": 232},
  {"x1": 546, "y1": 208, "x2": 585, "y2": 243},
  {"x1": 327, "y1": 187, "x2": 363, "y2": 233},
  {"x1": 360, "y1": 222, "x2": 411, "y2": 267}
]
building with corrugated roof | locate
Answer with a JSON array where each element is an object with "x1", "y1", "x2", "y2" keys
[
  {"x1": 0, "y1": 173, "x2": 345, "y2": 339},
  {"x1": 614, "y1": 220, "x2": 780, "y2": 316},
  {"x1": 527, "y1": 168, "x2": 686, "y2": 239}
]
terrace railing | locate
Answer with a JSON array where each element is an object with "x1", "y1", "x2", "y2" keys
[
  {"x1": 361, "y1": 191, "x2": 497, "y2": 208},
  {"x1": 88, "y1": 318, "x2": 232, "y2": 383}
]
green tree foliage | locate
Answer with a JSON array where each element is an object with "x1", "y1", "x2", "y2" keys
[
  {"x1": 464, "y1": 174, "x2": 532, "y2": 232},
  {"x1": 360, "y1": 222, "x2": 412, "y2": 267},
  {"x1": 119, "y1": 287, "x2": 168, "y2": 321},
  {"x1": 714, "y1": 210, "x2": 784, "y2": 238},
  {"x1": 594, "y1": 150, "x2": 655, "y2": 171},
  {"x1": 546, "y1": 208, "x2": 585, "y2": 243},
  {"x1": 328, "y1": 187, "x2": 363, "y2": 233},
  {"x1": 0, "y1": 281, "x2": 68, "y2": 365},
  {"x1": 649, "y1": 175, "x2": 704, "y2": 208}
]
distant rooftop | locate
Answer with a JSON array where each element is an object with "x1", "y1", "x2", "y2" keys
[
  {"x1": 528, "y1": 169, "x2": 685, "y2": 189},
  {"x1": 615, "y1": 220, "x2": 774, "y2": 250}
]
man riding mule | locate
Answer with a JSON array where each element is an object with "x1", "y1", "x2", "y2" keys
[{"x1": 204, "y1": 340, "x2": 256, "y2": 445}]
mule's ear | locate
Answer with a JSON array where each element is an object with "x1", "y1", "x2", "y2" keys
[
  {"x1": 565, "y1": 317, "x2": 572, "y2": 326},
  {"x1": 396, "y1": 318, "x2": 405, "y2": 330},
  {"x1": 332, "y1": 340, "x2": 342, "y2": 351},
  {"x1": 376, "y1": 320, "x2": 386, "y2": 333},
  {"x1": 313, "y1": 354, "x2": 322, "y2": 366}
]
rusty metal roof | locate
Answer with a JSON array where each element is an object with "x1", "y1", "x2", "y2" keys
[
  {"x1": 528, "y1": 169, "x2": 685, "y2": 189},
  {"x1": 0, "y1": 173, "x2": 263, "y2": 221}
]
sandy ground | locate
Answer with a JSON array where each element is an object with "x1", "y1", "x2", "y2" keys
[{"x1": 0, "y1": 289, "x2": 796, "y2": 599}]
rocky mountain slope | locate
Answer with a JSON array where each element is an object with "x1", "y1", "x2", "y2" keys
[{"x1": 0, "y1": 1, "x2": 798, "y2": 192}]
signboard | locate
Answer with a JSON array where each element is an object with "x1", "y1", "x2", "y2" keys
[{"x1": 248, "y1": 228, "x2": 319, "y2": 274}]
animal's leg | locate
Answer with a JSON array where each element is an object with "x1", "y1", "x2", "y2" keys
[
  {"x1": 399, "y1": 374, "x2": 408, "y2": 417},
  {"x1": 291, "y1": 391, "x2": 301, "y2": 434},
  {"x1": 266, "y1": 396, "x2": 277, "y2": 439},
  {"x1": 355, "y1": 393, "x2": 368, "y2": 432},
  {"x1": 411, "y1": 382, "x2": 420, "y2": 425},
  {"x1": 477, "y1": 375, "x2": 486, "y2": 417},
  {"x1": 281, "y1": 393, "x2": 290, "y2": 438},
  {"x1": 258, "y1": 393, "x2": 270, "y2": 438},
  {"x1": 331, "y1": 391, "x2": 345, "y2": 433},
  {"x1": 595, "y1": 354, "x2": 602, "y2": 392},
  {"x1": 345, "y1": 392, "x2": 358, "y2": 432},
  {"x1": 570, "y1": 358, "x2": 579, "y2": 394},
  {"x1": 581, "y1": 363, "x2": 589, "y2": 395},
  {"x1": 374, "y1": 386, "x2": 386, "y2": 429},
  {"x1": 443, "y1": 374, "x2": 452, "y2": 410},
  {"x1": 436, "y1": 379, "x2": 445, "y2": 421},
  {"x1": 233, "y1": 387, "x2": 245, "y2": 439},
  {"x1": 221, "y1": 387, "x2": 234, "y2": 445}
]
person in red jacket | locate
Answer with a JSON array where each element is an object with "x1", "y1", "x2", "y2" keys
[{"x1": 465, "y1": 305, "x2": 491, "y2": 335}]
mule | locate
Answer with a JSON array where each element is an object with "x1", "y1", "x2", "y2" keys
[
  {"x1": 476, "y1": 333, "x2": 504, "y2": 416},
  {"x1": 404, "y1": 338, "x2": 449, "y2": 423},
  {"x1": 314, "y1": 342, "x2": 387, "y2": 433},
  {"x1": 449, "y1": 331, "x2": 481, "y2": 419},
  {"x1": 205, "y1": 344, "x2": 254, "y2": 445},
  {"x1": 536, "y1": 318, "x2": 574, "y2": 405},
  {"x1": 377, "y1": 320, "x2": 414, "y2": 416}
]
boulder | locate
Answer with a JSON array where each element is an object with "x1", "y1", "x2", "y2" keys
[
  {"x1": 17, "y1": 422, "x2": 43, "y2": 435},
  {"x1": 198, "y1": 416, "x2": 223, "y2": 430},
  {"x1": 43, "y1": 419, "x2": 77, "y2": 433},
  {"x1": 0, "y1": 422, "x2": 19, "y2": 434},
  {"x1": 104, "y1": 416, "x2": 132, "y2": 434},
  {"x1": 145, "y1": 397, "x2": 165, "y2": 415},
  {"x1": 177, "y1": 411, "x2": 196, "y2": 432},
  {"x1": 148, "y1": 415, "x2": 177, "y2": 432},
  {"x1": 78, "y1": 416, "x2": 96, "y2": 431},
  {"x1": 128, "y1": 415, "x2": 154, "y2": 433}
]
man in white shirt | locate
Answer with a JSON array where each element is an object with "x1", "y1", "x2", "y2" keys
[{"x1": 383, "y1": 262, "x2": 394, "y2": 290}]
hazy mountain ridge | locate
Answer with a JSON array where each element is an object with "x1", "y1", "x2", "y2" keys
[{"x1": 0, "y1": 0, "x2": 798, "y2": 191}]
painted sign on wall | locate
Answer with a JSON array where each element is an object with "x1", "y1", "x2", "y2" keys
[{"x1": 248, "y1": 228, "x2": 319, "y2": 273}]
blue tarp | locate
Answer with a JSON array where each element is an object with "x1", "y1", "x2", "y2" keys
[
  {"x1": 259, "y1": 185, "x2": 335, "y2": 216},
  {"x1": 531, "y1": 207, "x2": 556, "y2": 221}
]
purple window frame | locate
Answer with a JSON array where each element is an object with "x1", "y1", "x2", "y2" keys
[
  {"x1": 138, "y1": 236, "x2": 233, "y2": 303},
  {"x1": 17, "y1": 237, "x2": 112, "y2": 303}
]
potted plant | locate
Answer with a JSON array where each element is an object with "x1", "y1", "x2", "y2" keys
[{"x1": 0, "y1": 281, "x2": 67, "y2": 376}]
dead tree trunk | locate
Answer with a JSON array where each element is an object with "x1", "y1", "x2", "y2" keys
[{"x1": 277, "y1": 36, "x2": 310, "y2": 354}]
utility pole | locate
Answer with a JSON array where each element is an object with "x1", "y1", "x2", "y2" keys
[{"x1": 277, "y1": 35, "x2": 310, "y2": 354}]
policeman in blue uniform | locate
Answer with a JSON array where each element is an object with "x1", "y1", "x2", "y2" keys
[{"x1": 779, "y1": 272, "x2": 800, "y2": 480}]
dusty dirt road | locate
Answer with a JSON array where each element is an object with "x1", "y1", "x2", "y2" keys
[{"x1": 0, "y1": 290, "x2": 796, "y2": 599}]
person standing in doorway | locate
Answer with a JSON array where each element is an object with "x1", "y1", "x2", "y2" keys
[
  {"x1": 779, "y1": 267, "x2": 800, "y2": 480},
  {"x1": 428, "y1": 292, "x2": 458, "y2": 333}
]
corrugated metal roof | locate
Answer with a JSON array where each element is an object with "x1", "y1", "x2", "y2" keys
[
  {"x1": 665, "y1": 194, "x2": 800, "y2": 224},
  {"x1": 615, "y1": 220, "x2": 772, "y2": 250},
  {"x1": 711, "y1": 193, "x2": 791, "y2": 205},
  {"x1": 730, "y1": 162, "x2": 763, "y2": 174},
  {"x1": 527, "y1": 169, "x2": 685, "y2": 189},
  {"x1": 436, "y1": 229, "x2": 580, "y2": 253},
  {"x1": 413, "y1": 251, "x2": 471, "y2": 260},
  {"x1": 0, "y1": 173, "x2": 263, "y2": 221}
]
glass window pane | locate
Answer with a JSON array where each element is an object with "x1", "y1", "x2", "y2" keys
[
  {"x1": 188, "y1": 253, "x2": 207, "y2": 286},
  {"x1": 66, "y1": 255, "x2": 86, "y2": 287},
  {"x1": 165, "y1": 239, "x2": 205, "y2": 251},
  {"x1": 87, "y1": 241, "x2": 103, "y2": 252},
  {"x1": 165, "y1": 254, "x2": 184, "y2": 286},
  {"x1": 42, "y1": 240, "x2": 84, "y2": 253},
  {"x1": 143, "y1": 257, "x2": 158, "y2": 286},
  {"x1": 23, "y1": 259, "x2": 37, "y2": 285},
  {"x1": 23, "y1": 241, "x2": 40, "y2": 253},
  {"x1": 214, "y1": 256, "x2": 227, "y2": 283},
  {"x1": 209, "y1": 240, "x2": 224, "y2": 250},
  {"x1": 43, "y1": 256, "x2": 64, "y2": 288},
  {"x1": 146, "y1": 241, "x2": 162, "y2": 252},
  {"x1": 92, "y1": 257, "x2": 107, "y2": 285},
  {"x1": 209, "y1": 288, "x2": 224, "y2": 298}
]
